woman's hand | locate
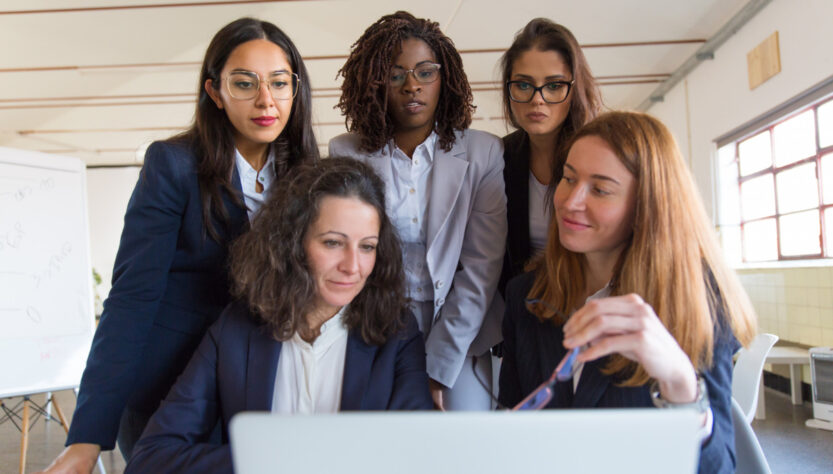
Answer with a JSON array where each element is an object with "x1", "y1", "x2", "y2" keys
[
  {"x1": 36, "y1": 443, "x2": 100, "y2": 474},
  {"x1": 428, "y1": 378, "x2": 446, "y2": 411},
  {"x1": 562, "y1": 293, "x2": 698, "y2": 403}
]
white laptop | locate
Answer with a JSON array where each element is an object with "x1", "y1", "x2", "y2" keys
[{"x1": 230, "y1": 409, "x2": 701, "y2": 474}]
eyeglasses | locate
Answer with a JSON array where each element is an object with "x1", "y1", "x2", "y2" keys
[
  {"x1": 512, "y1": 345, "x2": 584, "y2": 411},
  {"x1": 224, "y1": 70, "x2": 299, "y2": 101},
  {"x1": 507, "y1": 80, "x2": 574, "y2": 104},
  {"x1": 390, "y1": 63, "x2": 442, "y2": 87}
]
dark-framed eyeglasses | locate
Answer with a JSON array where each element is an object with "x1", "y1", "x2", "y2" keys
[
  {"x1": 507, "y1": 80, "x2": 574, "y2": 104},
  {"x1": 224, "y1": 70, "x2": 299, "y2": 101},
  {"x1": 389, "y1": 63, "x2": 442, "y2": 87}
]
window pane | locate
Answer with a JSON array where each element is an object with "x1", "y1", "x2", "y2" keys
[
  {"x1": 743, "y1": 218, "x2": 778, "y2": 261},
  {"x1": 824, "y1": 208, "x2": 833, "y2": 256},
  {"x1": 779, "y1": 210, "x2": 820, "y2": 256},
  {"x1": 775, "y1": 162, "x2": 819, "y2": 213},
  {"x1": 821, "y1": 153, "x2": 833, "y2": 205},
  {"x1": 718, "y1": 144, "x2": 741, "y2": 225},
  {"x1": 740, "y1": 174, "x2": 775, "y2": 220},
  {"x1": 773, "y1": 110, "x2": 816, "y2": 167},
  {"x1": 720, "y1": 225, "x2": 743, "y2": 265},
  {"x1": 738, "y1": 131, "x2": 772, "y2": 176},
  {"x1": 819, "y1": 99, "x2": 833, "y2": 149}
]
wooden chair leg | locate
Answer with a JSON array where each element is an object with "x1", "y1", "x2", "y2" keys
[{"x1": 20, "y1": 399, "x2": 30, "y2": 474}]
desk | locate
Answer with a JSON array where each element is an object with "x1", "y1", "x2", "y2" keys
[{"x1": 757, "y1": 346, "x2": 810, "y2": 420}]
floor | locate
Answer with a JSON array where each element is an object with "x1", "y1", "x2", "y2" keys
[{"x1": 1, "y1": 388, "x2": 831, "y2": 473}]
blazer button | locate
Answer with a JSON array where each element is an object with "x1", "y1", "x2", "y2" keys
[
  {"x1": 435, "y1": 280, "x2": 444, "y2": 289},
  {"x1": 436, "y1": 298, "x2": 445, "y2": 307}
]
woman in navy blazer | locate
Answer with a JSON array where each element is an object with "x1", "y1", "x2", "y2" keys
[
  {"x1": 498, "y1": 19, "x2": 602, "y2": 295},
  {"x1": 43, "y1": 18, "x2": 318, "y2": 473},
  {"x1": 499, "y1": 112, "x2": 757, "y2": 473},
  {"x1": 126, "y1": 158, "x2": 432, "y2": 472}
]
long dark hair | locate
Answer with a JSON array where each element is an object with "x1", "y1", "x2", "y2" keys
[
  {"x1": 174, "y1": 17, "x2": 319, "y2": 241},
  {"x1": 229, "y1": 157, "x2": 408, "y2": 345},
  {"x1": 500, "y1": 18, "x2": 602, "y2": 183},
  {"x1": 336, "y1": 11, "x2": 474, "y2": 153}
]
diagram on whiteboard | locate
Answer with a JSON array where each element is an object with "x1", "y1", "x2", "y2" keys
[{"x1": 1, "y1": 168, "x2": 92, "y2": 340}]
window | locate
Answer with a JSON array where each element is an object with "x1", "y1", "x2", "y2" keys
[{"x1": 719, "y1": 96, "x2": 833, "y2": 263}]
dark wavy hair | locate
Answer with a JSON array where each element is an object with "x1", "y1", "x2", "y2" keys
[
  {"x1": 173, "y1": 17, "x2": 319, "y2": 242},
  {"x1": 500, "y1": 18, "x2": 602, "y2": 183},
  {"x1": 229, "y1": 157, "x2": 408, "y2": 345},
  {"x1": 336, "y1": 11, "x2": 474, "y2": 153}
]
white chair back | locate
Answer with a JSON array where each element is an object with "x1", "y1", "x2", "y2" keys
[
  {"x1": 731, "y1": 397, "x2": 772, "y2": 474},
  {"x1": 732, "y1": 333, "x2": 778, "y2": 423}
]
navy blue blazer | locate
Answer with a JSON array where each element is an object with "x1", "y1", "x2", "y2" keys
[
  {"x1": 499, "y1": 272, "x2": 740, "y2": 474},
  {"x1": 67, "y1": 141, "x2": 249, "y2": 449},
  {"x1": 126, "y1": 301, "x2": 433, "y2": 473}
]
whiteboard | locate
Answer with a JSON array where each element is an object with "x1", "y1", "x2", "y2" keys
[{"x1": 0, "y1": 147, "x2": 95, "y2": 398}]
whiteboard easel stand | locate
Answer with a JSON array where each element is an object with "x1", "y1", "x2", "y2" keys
[{"x1": 1, "y1": 392, "x2": 69, "y2": 473}]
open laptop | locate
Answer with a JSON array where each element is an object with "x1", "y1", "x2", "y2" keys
[{"x1": 230, "y1": 409, "x2": 701, "y2": 474}]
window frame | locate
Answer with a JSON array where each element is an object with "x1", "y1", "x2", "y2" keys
[{"x1": 733, "y1": 97, "x2": 833, "y2": 262}]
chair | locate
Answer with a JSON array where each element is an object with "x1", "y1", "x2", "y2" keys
[
  {"x1": 731, "y1": 397, "x2": 772, "y2": 474},
  {"x1": 732, "y1": 333, "x2": 778, "y2": 422}
]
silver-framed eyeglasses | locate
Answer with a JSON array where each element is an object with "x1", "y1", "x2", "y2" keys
[
  {"x1": 390, "y1": 63, "x2": 441, "y2": 87},
  {"x1": 507, "y1": 80, "x2": 574, "y2": 104},
  {"x1": 224, "y1": 70, "x2": 299, "y2": 101}
]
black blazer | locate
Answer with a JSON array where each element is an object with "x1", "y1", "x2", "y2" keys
[
  {"x1": 499, "y1": 272, "x2": 740, "y2": 474},
  {"x1": 499, "y1": 130, "x2": 533, "y2": 296},
  {"x1": 67, "y1": 141, "x2": 249, "y2": 450}
]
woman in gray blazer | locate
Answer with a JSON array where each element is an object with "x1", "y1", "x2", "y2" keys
[{"x1": 329, "y1": 11, "x2": 507, "y2": 411}]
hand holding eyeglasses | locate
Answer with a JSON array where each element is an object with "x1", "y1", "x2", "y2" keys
[{"x1": 562, "y1": 293, "x2": 699, "y2": 404}]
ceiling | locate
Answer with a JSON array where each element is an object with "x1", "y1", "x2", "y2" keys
[{"x1": 0, "y1": 0, "x2": 752, "y2": 166}]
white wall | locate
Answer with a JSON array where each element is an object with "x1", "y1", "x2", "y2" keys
[
  {"x1": 649, "y1": 0, "x2": 833, "y2": 221},
  {"x1": 86, "y1": 167, "x2": 140, "y2": 307}
]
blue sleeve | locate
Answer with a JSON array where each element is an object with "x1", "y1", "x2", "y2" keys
[
  {"x1": 697, "y1": 317, "x2": 740, "y2": 474},
  {"x1": 67, "y1": 142, "x2": 188, "y2": 449},
  {"x1": 388, "y1": 313, "x2": 433, "y2": 410},
  {"x1": 126, "y1": 315, "x2": 231, "y2": 473}
]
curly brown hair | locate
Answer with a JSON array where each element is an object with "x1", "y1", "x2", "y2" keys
[
  {"x1": 229, "y1": 157, "x2": 408, "y2": 345},
  {"x1": 336, "y1": 11, "x2": 474, "y2": 153}
]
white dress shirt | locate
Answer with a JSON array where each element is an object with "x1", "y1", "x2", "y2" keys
[
  {"x1": 386, "y1": 132, "x2": 437, "y2": 302},
  {"x1": 271, "y1": 306, "x2": 349, "y2": 414},
  {"x1": 528, "y1": 171, "x2": 552, "y2": 254},
  {"x1": 234, "y1": 148, "x2": 276, "y2": 221}
]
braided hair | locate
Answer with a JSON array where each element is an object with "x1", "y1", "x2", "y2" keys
[{"x1": 336, "y1": 11, "x2": 474, "y2": 152}]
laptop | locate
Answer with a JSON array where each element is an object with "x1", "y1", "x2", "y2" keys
[{"x1": 230, "y1": 409, "x2": 701, "y2": 474}]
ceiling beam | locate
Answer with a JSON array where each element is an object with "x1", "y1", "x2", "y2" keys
[{"x1": 0, "y1": 1, "x2": 305, "y2": 16}]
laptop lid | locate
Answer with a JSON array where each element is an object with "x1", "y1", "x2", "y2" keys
[{"x1": 230, "y1": 409, "x2": 701, "y2": 474}]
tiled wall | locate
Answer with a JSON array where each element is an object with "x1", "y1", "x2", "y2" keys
[{"x1": 737, "y1": 266, "x2": 833, "y2": 383}]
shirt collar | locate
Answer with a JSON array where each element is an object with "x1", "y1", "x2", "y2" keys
[
  {"x1": 234, "y1": 147, "x2": 275, "y2": 177},
  {"x1": 388, "y1": 130, "x2": 438, "y2": 163}
]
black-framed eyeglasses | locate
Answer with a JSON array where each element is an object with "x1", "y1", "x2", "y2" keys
[
  {"x1": 390, "y1": 63, "x2": 442, "y2": 87},
  {"x1": 224, "y1": 70, "x2": 299, "y2": 101},
  {"x1": 507, "y1": 80, "x2": 574, "y2": 104}
]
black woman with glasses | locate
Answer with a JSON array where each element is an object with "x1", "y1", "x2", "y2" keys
[
  {"x1": 498, "y1": 19, "x2": 603, "y2": 295},
  {"x1": 330, "y1": 11, "x2": 507, "y2": 411},
  {"x1": 40, "y1": 18, "x2": 318, "y2": 474}
]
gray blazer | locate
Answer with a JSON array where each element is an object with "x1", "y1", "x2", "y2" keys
[{"x1": 329, "y1": 129, "x2": 507, "y2": 388}]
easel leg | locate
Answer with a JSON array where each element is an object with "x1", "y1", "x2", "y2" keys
[
  {"x1": 20, "y1": 398, "x2": 30, "y2": 474},
  {"x1": 50, "y1": 394, "x2": 70, "y2": 433}
]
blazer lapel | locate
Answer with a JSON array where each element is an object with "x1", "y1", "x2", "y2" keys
[
  {"x1": 505, "y1": 132, "x2": 532, "y2": 272},
  {"x1": 245, "y1": 326, "x2": 282, "y2": 411},
  {"x1": 536, "y1": 321, "x2": 574, "y2": 407},
  {"x1": 340, "y1": 331, "x2": 378, "y2": 411},
  {"x1": 426, "y1": 137, "x2": 468, "y2": 251},
  {"x1": 572, "y1": 357, "x2": 612, "y2": 408},
  {"x1": 225, "y1": 165, "x2": 249, "y2": 237}
]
